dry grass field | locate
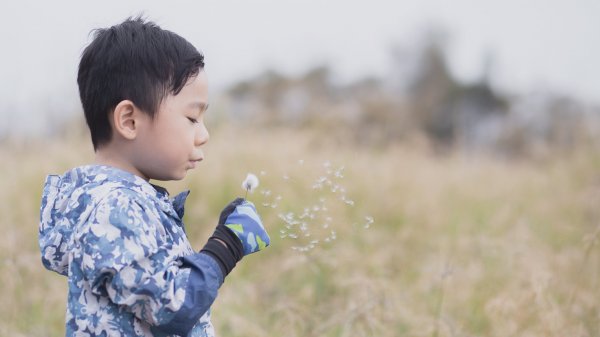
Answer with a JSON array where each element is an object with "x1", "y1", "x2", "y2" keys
[{"x1": 1, "y1": 125, "x2": 599, "y2": 336}]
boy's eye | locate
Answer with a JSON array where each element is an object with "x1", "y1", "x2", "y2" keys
[{"x1": 187, "y1": 117, "x2": 198, "y2": 124}]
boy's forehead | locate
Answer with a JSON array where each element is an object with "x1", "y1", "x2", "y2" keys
[{"x1": 167, "y1": 73, "x2": 209, "y2": 109}]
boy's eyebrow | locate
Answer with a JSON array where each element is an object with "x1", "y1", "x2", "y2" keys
[{"x1": 189, "y1": 102, "x2": 209, "y2": 112}]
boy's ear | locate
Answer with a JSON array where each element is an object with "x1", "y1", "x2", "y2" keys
[{"x1": 112, "y1": 100, "x2": 141, "y2": 140}]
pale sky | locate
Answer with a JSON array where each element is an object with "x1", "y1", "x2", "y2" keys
[{"x1": 1, "y1": 0, "x2": 598, "y2": 135}]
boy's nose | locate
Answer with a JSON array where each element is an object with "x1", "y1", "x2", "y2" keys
[{"x1": 195, "y1": 123, "x2": 209, "y2": 147}]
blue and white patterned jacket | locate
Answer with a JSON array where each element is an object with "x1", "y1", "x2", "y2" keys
[{"x1": 39, "y1": 165, "x2": 222, "y2": 336}]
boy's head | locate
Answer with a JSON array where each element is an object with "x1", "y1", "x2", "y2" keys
[
  {"x1": 78, "y1": 17, "x2": 210, "y2": 181},
  {"x1": 78, "y1": 17, "x2": 205, "y2": 151}
]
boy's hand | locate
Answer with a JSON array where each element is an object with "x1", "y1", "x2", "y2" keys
[{"x1": 219, "y1": 198, "x2": 270, "y2": 255}]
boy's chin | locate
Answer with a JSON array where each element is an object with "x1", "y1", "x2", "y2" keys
[
  {"x1": 167, "y1": 171, "x2": 188, "y2": 181},
  {"x1": 148, "y1": 169, "x2": 188, "y2": 182}
]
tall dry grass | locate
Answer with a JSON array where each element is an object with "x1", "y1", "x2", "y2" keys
[{"x1": 1, "y1": 126, "x2": 599, "y2": 336}]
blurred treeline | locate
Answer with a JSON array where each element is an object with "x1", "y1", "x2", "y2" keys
[{"x1": 223, "y1": 33, "x2": 600, "y2": 157}]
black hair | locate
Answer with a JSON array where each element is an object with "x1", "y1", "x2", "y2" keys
[{"x1": 77, "y1": 17, "x2": 205, "y2": 150}]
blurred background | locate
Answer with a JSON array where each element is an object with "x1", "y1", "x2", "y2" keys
[{"x1": 1, "y1": 0, "x2": 600, "y2": 336}]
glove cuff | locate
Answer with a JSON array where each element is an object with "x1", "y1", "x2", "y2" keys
[{"x1": 200, "y1": 225, "x2": 244, "y2": 277}]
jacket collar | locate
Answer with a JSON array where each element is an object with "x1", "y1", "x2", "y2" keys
[{"x1": 68, "y1": 165, "x2": 190, "y2": 220}]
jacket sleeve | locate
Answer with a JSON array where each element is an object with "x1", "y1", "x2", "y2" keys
[{"x1": 79, "y1": 188, "x2": 223, "y2": 336}]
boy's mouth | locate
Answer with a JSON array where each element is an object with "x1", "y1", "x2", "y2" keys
[{"x1": 189, "y1": 158, "x2": 203, "y2": 169}]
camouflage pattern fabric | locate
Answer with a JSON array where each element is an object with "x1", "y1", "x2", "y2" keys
[
  {"x1": 39, "y1": 165, "x2": 222, "y2": 336},
  {"x1": 223, "y1": 201, "x2": 270, "y2": 255}
]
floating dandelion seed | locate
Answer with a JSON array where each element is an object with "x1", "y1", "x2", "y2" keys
[
  {"x1": 364, "y1": 216, "x2": 374, "y2": 229},
  {"x1": 242, "y1": 173, "x2": 259, "y2": 199},
  {"x1": 255, "y1": 159, "x2": 371, "y2": 253},
  {"x1": 341, "y1": 195, "x2": 355, "y2": 206}
]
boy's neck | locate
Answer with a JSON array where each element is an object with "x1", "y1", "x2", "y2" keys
[{"x1": 94, "y1": 148, "x2": 150, "y2": 181}]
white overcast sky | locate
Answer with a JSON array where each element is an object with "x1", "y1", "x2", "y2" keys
[{"x1": 0, "y1": 0, "x2": 598, "y2": 135}]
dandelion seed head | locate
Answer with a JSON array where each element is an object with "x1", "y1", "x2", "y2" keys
[{"x1": 242, "y1": 173, "x2": 259, "y2": 193}]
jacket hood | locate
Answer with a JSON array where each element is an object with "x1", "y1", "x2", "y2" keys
[{"x1": 38, "y1": 165, "x2": 189, "y2": 276}]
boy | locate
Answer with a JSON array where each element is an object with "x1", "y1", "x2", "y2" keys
[{"x1": 38, "y1": 17, "x2": 270, "y2": 337}]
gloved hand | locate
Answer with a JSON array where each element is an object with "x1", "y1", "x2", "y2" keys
[
  {"x1": 219, "y1": 197, "x2": 270, "y2": 255},
  {"x1": 200, "y1": 198, "x2": 270, "y2": 278}
]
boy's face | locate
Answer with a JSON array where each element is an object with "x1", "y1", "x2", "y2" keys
[{"x1": 132, "y1": 71, "x2": 210, "y2": 181}]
